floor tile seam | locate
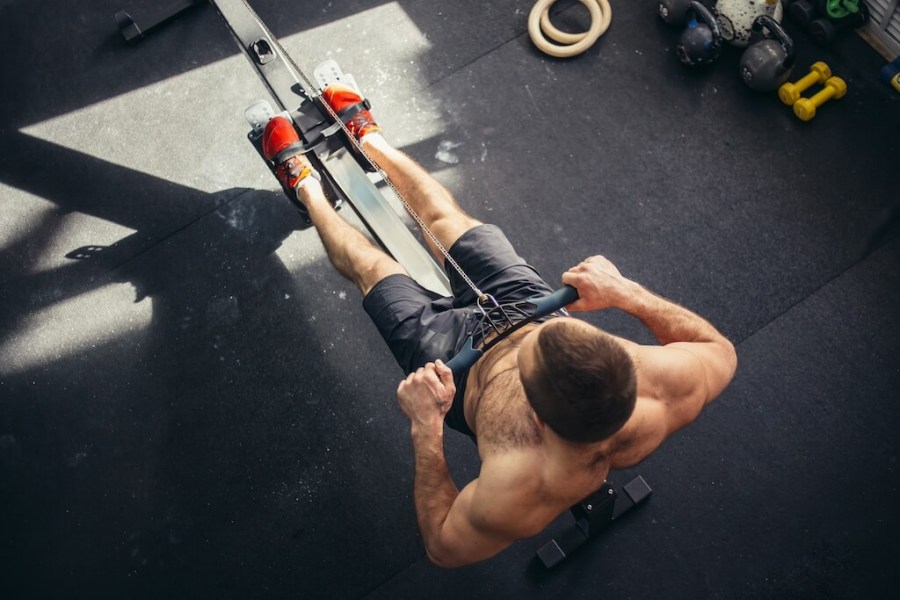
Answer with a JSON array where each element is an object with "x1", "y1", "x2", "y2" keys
[
  {"x1": 105, "y1": 189, "x2": 255, "y2": 273},
  {"x1": 731, "y1": 233, "x2": 899, "y2": 350},
  {"x1": 358, "y1": 554, "x2": 430, "y2": 598},
  {"x1": 421, "y1": 28, "x2": 528, "y2": 92},
  {"x1": 418, "y1": 3, "x2": 597, "y2": 96}
]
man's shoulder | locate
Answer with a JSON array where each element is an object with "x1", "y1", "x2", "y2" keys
[
  {"x1": 472, "y1": 450, "x2": 582, "y2": 538},
  {"x1": 606, "y1": 392, "x2": 684, "y2": 469},
  {"x1": 480, "y1": 445, "x2": 609, "y2": 508},
  {"x1": 478, "y1": 444, "x2": 545, "y2": 484}
]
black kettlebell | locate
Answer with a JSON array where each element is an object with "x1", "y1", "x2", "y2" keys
[
  {"x1": 785, "y1": 0, "x2": 817, "y2": 28},
  {"x1": 658, "y1": 0, "x2": 695, "y2": 27},
  {"x1": 676, "y1": 1, "x2": 722, "y2": 67},
  {"x1": 739, "y1": 15, "x2": 795, "y2": 91}
]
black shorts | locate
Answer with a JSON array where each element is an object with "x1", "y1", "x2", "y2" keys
[{"x1": 362, "y1": 224, "x2": 556, "y2": 437}]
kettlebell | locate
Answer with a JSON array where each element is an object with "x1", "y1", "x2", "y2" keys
[
  {"x1": 676, "y1": 1, "x2": 722, "y2": 67},
  {"x1": 739, "y1": 15, "x2": 795, "y2": 91},
  {"x1": 716, "y1": 0, "x2": 784, "y2": 47},
  {"x1": 658, "y1": 0, "x2": 695, "y2": 27}
]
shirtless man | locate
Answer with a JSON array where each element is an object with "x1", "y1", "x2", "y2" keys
[{"x1": 261, "y1": 86, "x2": 738, "y2": 568}]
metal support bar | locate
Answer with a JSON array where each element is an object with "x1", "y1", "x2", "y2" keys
[{"x1": 115, "y1": 0, "x2": 205, "y2": 44}]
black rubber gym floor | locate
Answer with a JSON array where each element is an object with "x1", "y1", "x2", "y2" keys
[{"x1": 1, "y1": 1, "x2": 897, "y2": 598}]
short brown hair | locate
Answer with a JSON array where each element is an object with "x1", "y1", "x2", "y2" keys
[{"x1": 521, "y1": 320, "x2": 637, "y2": 443}]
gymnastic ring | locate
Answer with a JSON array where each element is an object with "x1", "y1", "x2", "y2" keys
[
  {"x1": 528, "y1": 0, "x2": 612, "y2": 58},
  {"x1": 538, "y1": 0, "x2": 611, "y2": 44}
]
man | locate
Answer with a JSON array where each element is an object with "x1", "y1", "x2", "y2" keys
[{"x1": 261, "y1": 85, "x2": 738, "y2": 567}]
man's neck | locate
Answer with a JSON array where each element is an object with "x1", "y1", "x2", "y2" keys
[{"x1": 538, "y1": 419, "x2": 614, "y2": 472}]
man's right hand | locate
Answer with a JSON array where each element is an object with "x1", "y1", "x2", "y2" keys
[
  {"x1": 396, "y1": 360, "x2": 455, "y2": 433},
  {"x1": 562, "y1": 255, "x2": 636, "y2": 312}
]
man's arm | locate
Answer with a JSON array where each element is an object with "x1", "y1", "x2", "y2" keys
[
  {"x1": 396, "y1": 362, "x2": 536, "y2": 567},
  {"x1": 563, "y1": 256, "x2": 737, "y2": 461},
  {"x1": 563, "y1": 255, "x2": 736, "y2": 395},
  {"x1": 614, "y1": 275, "x2": 737, "y2": 405}
]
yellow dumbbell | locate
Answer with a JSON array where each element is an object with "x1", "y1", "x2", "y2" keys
[
  {"x1": 793, "y1": 76, "x2": 847, "y2": 121},
  {"x1": 778, "y1": 61, "x2": 831, "y2": 106}
]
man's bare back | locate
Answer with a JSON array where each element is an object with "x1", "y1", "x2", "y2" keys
[
  {"x1": 462, "y1": 323, "x2": 615, "y2": 536},
  {"x1": 462, "y1": 317, "x2": 705, "y2": 538}
]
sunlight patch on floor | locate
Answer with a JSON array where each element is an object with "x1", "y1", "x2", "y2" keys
[{"x1": 0, "y1": 282, "x2": 152, "y2": 377}]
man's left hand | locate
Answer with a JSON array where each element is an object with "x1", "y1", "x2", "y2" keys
[{"x1": 397, "y1": 360, "x2": 455, "y2": 431}]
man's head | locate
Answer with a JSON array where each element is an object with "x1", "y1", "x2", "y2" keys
[{"x1": 518, "y1": 319, "x2": 637, "y2": 444}]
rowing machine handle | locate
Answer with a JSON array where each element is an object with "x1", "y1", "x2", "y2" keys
[
  {"x1": 531, "y1": 284, "x2": 579, "y2": 318},
  {"x1": 444, "y1": 285, "x2": 579, "y2": 374},
  {"x1": 445, "y1": 338, "x2": 481, "y2": 375}
]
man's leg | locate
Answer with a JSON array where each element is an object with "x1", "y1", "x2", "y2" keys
[
  {"x1": 361, "y1": 133, "x2": 482, "y2": 264},
  {"x1": 297, "y1": 177, "x2": 406, "y2": 296},
  {"x1": 321, "y1": 84, "x2": 482, "y2": 265},
  {"x1": 262, "y1": 115, "x2": 405, "y2": 296}
]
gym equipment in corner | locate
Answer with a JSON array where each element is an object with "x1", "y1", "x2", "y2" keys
[{"x1": 739, "y1": 15, "x2": 796, "y2": 92}]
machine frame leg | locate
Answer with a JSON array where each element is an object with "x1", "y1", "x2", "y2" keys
[
  {"x1": 115, "y1": 0, "x2": 205, "y2": 44},
  {"x1": 536, "y1": 475, "x2": 652, "y2": 569}
]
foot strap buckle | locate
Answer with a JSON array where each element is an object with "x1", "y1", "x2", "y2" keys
[
  {"x1": 336, "y1": 99, "x2": 373, "y2": 123},
  {"x1": 272, "y1": 141, "x2": 313, "y2": 167}
]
